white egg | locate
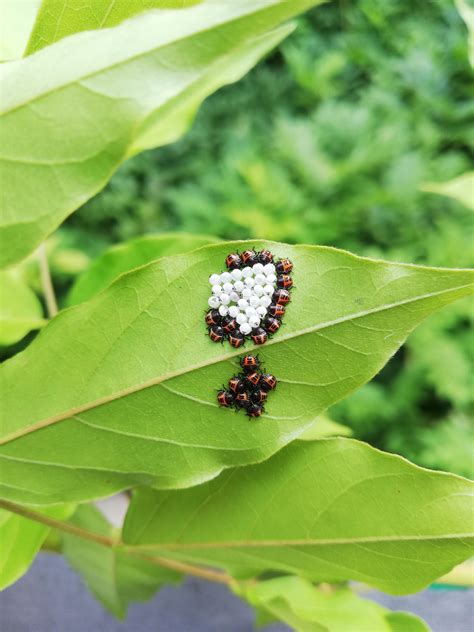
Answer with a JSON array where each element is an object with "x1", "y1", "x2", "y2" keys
[
  {"x1": 234, "y1": 280, "x2": 244, "y2": 293},
  {"x1": 263, "y1": 263, "x2": 275, "y2": 275},
  {"x1": 220, "y1": 272, "x2": 232, "y2": 284},
  {"x1": 242, "y1": 288, "x2": 252, "y2": 299},
  {"x1": 239, "y1": 322, "x2": 252, "y2": 335},
  {"x1": 252, "y1": 263, "x2": 264, "y2": 274},
  {"x1": 260, "y1": 295, "x2": 272, "y2": 308},
  {"x1": 236, "y1": 313, "x2": 248, "y2": 325},
  {"x1": 209, "y1": 273, "x2": 221, "y2": 285},
  {"x1": 263, "y1": 284, "x2": 275, "y2": 295},
  {"x1": 245, "y1": 306, "x2": 256, "y2": 317},
  {"x1": 208, "y1": 296, "x2": 220, "y2": 308},
  {"x1": 244, "y1": 277, "x2": 255, "y2": 288},
  {"x1": 238, "y1": 298, "x2": 249, "y2": 310},
  {"x1": 253, "y1": 284, "x2": 264, "y2": 297},
  {"x1": 266, "y1": 273, "x2": 277, "y2": 284},
  {"x1": 249, "y1": 296, "x2": 260, "y2": 307},
  {"x1": 228, "y1": 306, "x2": 240, "y2": 318},
  {"x1": 218, "y1": 305, "x2": 228, "y2": 317},
  {"x1": 242, "y1": 266, "x2": 253, "y2": 278},
  {"x1": 248, "y1": 315, "x2": 260, "y2": 329},
  {"x1": 231, "y1": 269, "x2": 242, "y2": 281},
  {"x1": 254, "y1": 273, "x2": 266, "y2": 286},
  {"x1": 212, "y1": 285, "x2": 222, "y2": 295},
  {"x1": 222, "y1": 282, "x2": 233, "y2": 294},
  {"x1": 220, "y1": 293, "x2": 230, "y2": 305},
  {"x1": 256, "y1": 306, "x2": 267, "y2": 317},
  {"x1": 229, "y1": 291, "x2": 239, "y2": 303}
]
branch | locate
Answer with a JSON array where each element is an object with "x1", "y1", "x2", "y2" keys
[
  {"x1": 0, "y1": 499, "x2": 233, "y2": 586},
  {"x1": 37, "y1": 243, "x2": 58, "y2": 317}
]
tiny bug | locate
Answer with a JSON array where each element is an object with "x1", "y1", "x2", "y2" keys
[
  {"x1": 225, "y1": 253, "x2": 241, "y2": 270},
  {"x1": 222, "y1": 315, "x2": 237, "y2": 334},
  {"x1": 268, "y1": 303, "x2": 285, "y2": 318},
  {"x1": 264, "y1": 316, "x2": 281, "y2": 334},
  {"x1": 240, "y1": 249, "x2": 258, "y2": 266},
  {"x1": 235, "y1": 392, "x2": 250, "y2": 407},
  {"x1": 250, "y1": 389, "x2": 268, "y2": 405},
  {"x1": 245, "y1": 371, "x2": 261, "y2": 387},
  {"x1": 229, "y1": 331, "x2": 245, "y2": 348},
  {"x1": 240, "y1": 354, "x2": 260, "y2": 373},
  {"x1": 277, "y1": 274, "x2": 293, "y2": 289},
  {"x1": 246, "y1": 403, "x2": 264, "y2": 418},
  {"x1": 228, "y1": 375, "x2": 245, "y2": 394},
  {"x1": 205, "y1": 309, "x2": 221, "y2": 327},
  {"x1": 258, "y1": 249, "x2": 274, "y2": 265},
  {"x1": 273, "y1": 289, "x2": 291, "y2": 305},
  {"x1": 275, "y1": 258, "x2": 293, "y2": 274},
  {"x1": 217, "y1": 390, "x2": 234, "y2": 407},
  {"x1": 251, "y1": 327, "x2": 268, "y2": 345},
  {"x1": 209, "y1": 325, "x2": 225, "y2": 343},
  {"x1": 260, "y1": 373, "x2": 277, "y2": 392}
]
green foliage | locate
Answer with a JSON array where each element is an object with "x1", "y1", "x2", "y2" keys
[
  {"x1": 123, "y1": 438, "x2": 473, "y2": 595},
  {"x1": 1, "y1": 241, "x2": 471, "y2": 504},
  {"x1": 0, "y1": 271, "x2": 46, "y2": 345},
  {"x1": 61, "y1": 504, "x2": 180, "y2": 618},
  {"x1": 65, "y1": 0, "x2": 473, "y2": 476}
]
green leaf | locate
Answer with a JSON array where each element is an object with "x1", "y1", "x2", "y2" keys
[
  {"x1": 242, "y1": 577, "x2": 430, "y2": 632},
  {"x1": 26, "y1": 0, "x2": 204, "y2": 55},
  {"x1": 0, "y1": 0, "x2": 323, "y2": 268},
  {"x1": 123, "y1": 438, "x2": 474, "y2": 595},
  {"x1": 0, "y1": 242, "x2": 472, "y2": 504},
  {"x1": 61, "y1": 504, "x2": 180, "y2": 618},
  {"x1": 0, "y1": 0, "x2": 41, "y2": 61},
  {"x1": 68, "y1": 232, "x2": 219, "y2": 306},
  {"x1": 0, "y1": 271, "x2": 46, "y2": 346},
  {"x1": 297, "y1": 414, "x2": 352, "y2": 440},
  {"x1": 420, "y1": 172, "x2": 474, "y2": 210},
  {"x1": 0, "y1": 503, "x2": 73, "y2": 589},
  {"x1": 456, "y1": 0, "x2": 474, "y2": 67}
]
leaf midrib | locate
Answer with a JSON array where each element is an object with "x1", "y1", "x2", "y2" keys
[{"x1": 1, "y1": 282, "x2": 472, "y2": 446}]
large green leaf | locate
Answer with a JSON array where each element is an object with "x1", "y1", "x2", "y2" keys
[
  {"x1": 0, "y1": 242, "x2": 472, "y2": 504},
  {"x1": 242, "y1": 577, "x2": 430, "y2": 632},
  {"x1": 0, "y1": 503, "x2": 73, "y2": 589},
  {"x1": 68, "y1": 232, "x2": 219, "y2": 306},
  {"x1": 61, "y1": 504, "x2": 180, "y2": 618},
  {"x1": 122, "y1": 438, "x2": 474, "y2": 595},
  {"x1": 0, "y1": 271, "x2": 46, "y2": 346},
  {"x1": 0, "y1": 0, "x2": 323, "y2": 267},
  {"x1": 26, "y1": 0, "x2": 203, "y2": 55}
]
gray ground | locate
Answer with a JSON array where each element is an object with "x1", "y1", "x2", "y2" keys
[{"x1": 1, "y1": 554, "x2": 472, "y2": 631}]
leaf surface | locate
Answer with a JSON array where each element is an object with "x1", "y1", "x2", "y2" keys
[
  {"x1": 0, "y1": 241, "x2": 473, "y2": 504},
  {"x1": 0, "y1": 271, "x2": 46, "y2": 345},
  {"x1": 420, "y1": 172, "x2": 474, "y2": 210},
  {"x1": 242, "y1": 577, "x2": 430, "y2": 632},
  {"x1": 123, "y1": 438, "x2": 474, "y2": 595},
  {"x1": 297, "y1": 414, "x2": 352, "y2": 440},
  {"x1": 61, "y1": 504, "x2": 180, "y2": 618},
  {"x1": 0, "y1": 503, "x2": 73, "y2": 589},
  {"x1": 68, "y1": 232, "x2": 219, "y2": 305},
  {"x1": 0, "y1": 0, "x2": 41, "y2": 60},
  {"x1": 0, "y1": 0, "x2": 322, "y2": 267}
]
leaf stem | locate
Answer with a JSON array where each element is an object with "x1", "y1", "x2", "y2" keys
[
  {"x1": 0, "y1": 499, "x2": 233, "y2": 586},
  {"x1": 38, "y1": 243, "x2": 58, "y2": 318}
]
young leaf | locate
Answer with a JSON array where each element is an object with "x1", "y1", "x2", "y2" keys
[
  {"x1": 26, "y1": 0, "x2": 203, "y2": 55},
  {"x1": 122, "y1": 438, "x2": 474, "y2": 595},
  {"x1": 0, "y1": 242, "x2": 472, "y2": 504},
  {"x1": 0, "y1": 0, "x2": 41, "y2": 61},
  {"x1": 68, "y1": 232, "x2": 219, "y2": 306},
  {"x1": 0, "y1": 0, "x2": 323, "y2": 267},
  {"x1": 0, "y1": 503, "x2": 73, "y2": 589},
  {"x1": 61, "y1": 504, "x2": 180, "y2": 618},
  {"x1": 420, "y1": 172, "x2": 474, "y2": 210},
  {"x1": 242, "y1": 577, "x2": 430, "y2": 632},
  {"x1": 0, "y1": 271, "x2": 46, "y2": 346}
]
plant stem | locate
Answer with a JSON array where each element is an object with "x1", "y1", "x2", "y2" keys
[
  {"x1": 38, "y1": 243, "x2": 58, "y2": 317},
  {"x1": 0, "y1": 499, "x2": 233, "y2": 587}
]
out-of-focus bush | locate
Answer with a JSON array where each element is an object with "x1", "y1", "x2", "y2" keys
[{"x1": 62, "y1": 0, "x2": 473, "y2": 476}]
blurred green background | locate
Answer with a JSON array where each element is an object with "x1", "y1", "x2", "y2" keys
[{"x1": 25, "y1": 0, "x2": 474, "y2": 476}]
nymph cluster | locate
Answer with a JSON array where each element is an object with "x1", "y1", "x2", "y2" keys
[
  {"x1": 205, "y1": 249, "x2": 294, "y2": 348},
  {"x1": 217, "y1": 355, "x2": 277, "y2": 418}
]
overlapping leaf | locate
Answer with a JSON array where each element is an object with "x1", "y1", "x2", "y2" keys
[
  {"x1": 122, "y1": 439, "x2": 474, "y2": 595},
  {"x1": 0, "y1": 0, "x2": 323, "y2": 267},
  {"x1": 0, "y1": 271, "x2": 46, "y2": 345},
  {"x1": 0, "y1": 242, "x2": 472, "y2": 504}
]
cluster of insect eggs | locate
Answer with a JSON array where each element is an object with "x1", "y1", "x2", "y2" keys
[
  {"x1": 217, "y1": 355, "x2": 277, "y2": 418},
  {"x1": 206, "y1": 249, "x2": 294, "y2": 348}
]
